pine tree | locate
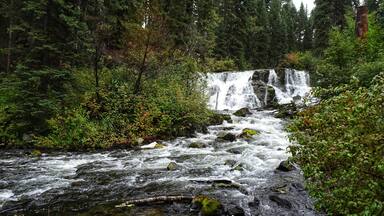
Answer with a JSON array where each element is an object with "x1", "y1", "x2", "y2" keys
[
  {"x1": 245, "y1": 0, "x2": 270, "y2": 68},
  {"x1": 269, "y1": 0, "x2": 286, "y2": 65},
  {"x1": 281, "y1": 0, "x2": 298, "y2": 52},
  {"x1": 313, "y1": 0, "x2": 353, "y2": 54},
  {"x1": 215, "y1": 0, "x2": 247, "y2": 69}
]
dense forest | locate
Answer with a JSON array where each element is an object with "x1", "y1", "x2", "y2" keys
[{"x1": 0, "y1": 0, "x2": 384, "y2": 215}]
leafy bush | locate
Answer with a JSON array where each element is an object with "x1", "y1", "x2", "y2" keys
[
  {"x1": 35, "y1": 107, "x2": 106, "y2": 150},
  {"x1": 288, "y1": 73, "x2": 384, "y2": 215}
]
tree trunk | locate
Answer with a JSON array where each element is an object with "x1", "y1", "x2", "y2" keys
[
  {"x1": 356, "y1": 6, "x2": 369, "y2": 39},
  {"x1": 115, "y1": 195, "x2": 194, "y2": 208},
  {"x1": 94, "y1": 42, "x2": 101, "y2": 102},
  {"x1": 134, "y1": 30, "x2": 151, "y2": 95},
  {"x1": 6, "y1": 0, "x2": 13, "y2": 73}
]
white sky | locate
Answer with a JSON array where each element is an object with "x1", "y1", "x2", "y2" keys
[{"x1": 293, "y1": 0, "x2": 315, "y2": 12}]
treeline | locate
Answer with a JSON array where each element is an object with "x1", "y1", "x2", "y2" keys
[
  {"x1": 0, "y1": 0, "x2": 315, "y2": 72},
  {"x1": 289, "y1": 1, "x2": 384, "y2": 215},
  {"x1": 0, "y1": 0, "x2": 316, "y2": 148}
]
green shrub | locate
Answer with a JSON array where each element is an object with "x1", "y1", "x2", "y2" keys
[
  {"x1": 289, "y1": 73, "x2": 384, "y2": 215},
  {"x1": 35, "y1": 107, "x2": 105, "y2": 150}
]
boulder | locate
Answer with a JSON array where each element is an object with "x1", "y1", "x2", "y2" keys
[
  {"x1": 167, "y1": 162, "x2": 179, "y2": 171},
  {"x1": 188, "y1": 142, "x2": 207, "y2": 149},
  {"x1": 233, "y1": 108, "x2": 251, "y2": 117},
  {"x1": 216, "y1": 132, "x2": 237, "y2": 142},
  {"x1": 269, "y1": 194, "x2": 292, "y2": 209},
  {"x1": 226, "y1": 206, "x2": 245, "y2": 216},
  {"x1": 276, "y1": 160, "x2": 296, "y2": 172},
  {"x1": 274, "y1": 103, "x2": 298, "y2": 119},
  {"x1": 208, "y1": 113, "x2": 233, "y2": 125},
  {"x1": 239, "y1": 128, "x2": 260, "y2": 139}
]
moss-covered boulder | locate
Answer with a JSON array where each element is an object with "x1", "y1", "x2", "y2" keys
[
  {"x1": 192, "y1": 196, "x2": 223, "y2": 216},
  {"x1": 208, "y1": 113, "x2": 232, "y2": 125},
  {"x1": 167, "y1": 162, "x2": 179, "y2": 171},
  {"x1": 274, "y1": 103, "x2": 298, "y2": 119},
  {"x1": 31, "y1": 150, "x2": 42, "y2": 157},
  {"x1": 216, "y1": 132, "x2": 237, "y2": 142},
  {"x1": 233, "y1": 108, "x2": 251, "y2": 117},
  {"x1": 188, "y1": 142, "x2": 207, "y2": 148},
  {"x1": 239, "y1": 128, "x2": 260, "y2": 139}
]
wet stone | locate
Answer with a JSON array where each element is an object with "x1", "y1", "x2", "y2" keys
[
  {"x1": 216, "y1": 132, "x2": 237, "y2": 142},
  {"x1": 276, "y1": 160, "x2": 296, "y2": 172},
  {"x1": 269, "y1": 194, "x2": 293, "y2": 209}
]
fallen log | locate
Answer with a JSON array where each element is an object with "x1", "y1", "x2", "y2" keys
[{"x1": 115, "y1": 195, "x2": 194, "y2": 208}]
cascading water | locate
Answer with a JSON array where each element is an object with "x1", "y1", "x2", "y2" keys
[
  {"x1": 267, "y1": 69, "x2": 311, "y2": 105},
  {"x1": 0, "y1": 69, "x2": 317, "y2": 216},
  {"x1": 207, "y1": 69, "x2": 312, "y2": 109},
  {"x1": 206, "y1": 71, "x2": 261, "y2": 110}
]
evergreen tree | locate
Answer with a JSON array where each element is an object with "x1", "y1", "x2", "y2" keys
[
  {"x1": 215, "y1": 0, "x2": 247, "y2": 69},
  {"x1": 281, "y1": 0, "x2": 298, "y2": 52},
  {"x1": 269, "y1": 0, "x2": 286, "y2": 65},
  {"x1": 245, "y1": 0, "x2": 270, "y2": 68}
]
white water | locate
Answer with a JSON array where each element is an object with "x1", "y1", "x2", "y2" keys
[
  {"x1": 207, "y1": 69, "x2": 311, "y2": 110},
  {"x1": 0, "y1": 69, "x2": 315, "y2": 215},
  {"x1": 206, "y1": 71, "x2": 261, "y2": 110}
]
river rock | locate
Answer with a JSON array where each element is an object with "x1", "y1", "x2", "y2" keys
[
  {"x1": 269, "y1": 194, "x2": 293, "y2": 209},
  {"x1": 167, "y1": 162, "x2": 179, "y2": 171},
  {"x1": 208, "y1": 113, "x2": 232, "y2": 125},
  {"x1": 276, "y1": 160, "x2": 296, "y2": 172},
  {"x1": 274, "y1": 103, "x2": 298, "y2": 118},
  {"x1": 233, "y1": 108, "x2": 252, "y2": 117},
  {"x1": 226, "y1": 206, "x2": 245, "y2": 216},
  {"x1": 188, "y1": 142, "x2": 207, "y2": 148},
  {"x1": 216, "y1": 132, "x2": 237, "y2": 142},
  {"x1": 226, "y1": 147, "x2": 246, "y2": 154},
  {"x1": 239, "y1": 128, "x2": 260, "y2": 140}
]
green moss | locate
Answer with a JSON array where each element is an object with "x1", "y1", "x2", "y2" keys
[
  {"x1": 31, "y1": 149, "x2": 42, "y2": 157},
  {"x1": 193, "y1": 196, "x2": 222, "y2": 216},
  {"x1": 239, "y1": 128, "x2": 259, "y2": 139}
]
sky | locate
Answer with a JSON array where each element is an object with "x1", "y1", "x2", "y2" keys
[{"x1": 293, "y1": 0, "x2": 315, "y2": 12}]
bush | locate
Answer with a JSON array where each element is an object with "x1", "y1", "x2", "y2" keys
[
  {"x1": 288, "y1": 73, "x2": 384, "y2": 215},
  {"x1": 35, "y1": 107, "x2": 106, "y2": 150}
]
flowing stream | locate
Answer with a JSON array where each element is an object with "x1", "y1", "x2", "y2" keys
[{"x1": 0, "y1": 69, "x2": 318, "y2": 215}]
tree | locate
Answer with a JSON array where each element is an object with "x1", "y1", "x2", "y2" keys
[
  {"x1": 313, "y1": 0, "x2": 353, "y2": 54},
  {"x1": 269, "y1": 0, "x2": 286, "y2": 65},
  {"x1": 245, "y1": 0, "x2": 270, "y2": 68}
]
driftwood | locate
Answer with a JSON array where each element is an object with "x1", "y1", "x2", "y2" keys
[{"x1": 115, "y1": 195, "x2": 195, "y2": 208}]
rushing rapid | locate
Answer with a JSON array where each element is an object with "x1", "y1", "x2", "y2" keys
[{"x1": 0, "y1": 69, "x2": 316, "y2": 215}]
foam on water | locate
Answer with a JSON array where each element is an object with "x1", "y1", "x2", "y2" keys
[
  {"x1": 206, "y1": 71, "x2": 261, "y2": 110},
  {"x1": 0, "y1": 69, "x2": 313, "y2": 215}
]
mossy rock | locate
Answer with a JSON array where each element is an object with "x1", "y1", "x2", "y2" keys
[
  {"x1": 233, "y1": 108, "x2": 252, "y2": 117},
  {"x1": 192, "y1": 196, "x2": 223, "y2": 216},
  {"x1": 31, "y1": 150, "x2": 42, "y2": 157},
  {"x1": 276, "y1": 160, "x2": 296, "y2": 172},
  {"x1": 167, "y1": 162, "x2": 179, "y2": 171},
  {"x1": 208, "y1": 113, "x2": 233, "y2": 125},
  {"x1": 239, "y1": 128, "x2": 260, "y2": 139},
  {"x1": 188, "y1": 142, "x2": 207, "y2": 148},
  {"x1": 155, "y1": 143, "x2": 166, "y2": 149}
]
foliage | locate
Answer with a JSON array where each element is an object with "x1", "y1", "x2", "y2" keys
[
  {"x1": 289, "y1": 73, "x2": 384, "y2": 215},
  {"x1": 35, "y1": 107, "x2": 105, "y2": 150},
  {"x1": 314, "y1": 15, "x2": 384, "y2": 88}
]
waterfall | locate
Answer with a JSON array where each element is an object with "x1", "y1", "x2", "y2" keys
[
  {"x1": 206, "y1": 71, "x2": 261, "y2": 110},
  {"x1": 206, "y1": 69, "x2": 311, "y2": 110}
]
